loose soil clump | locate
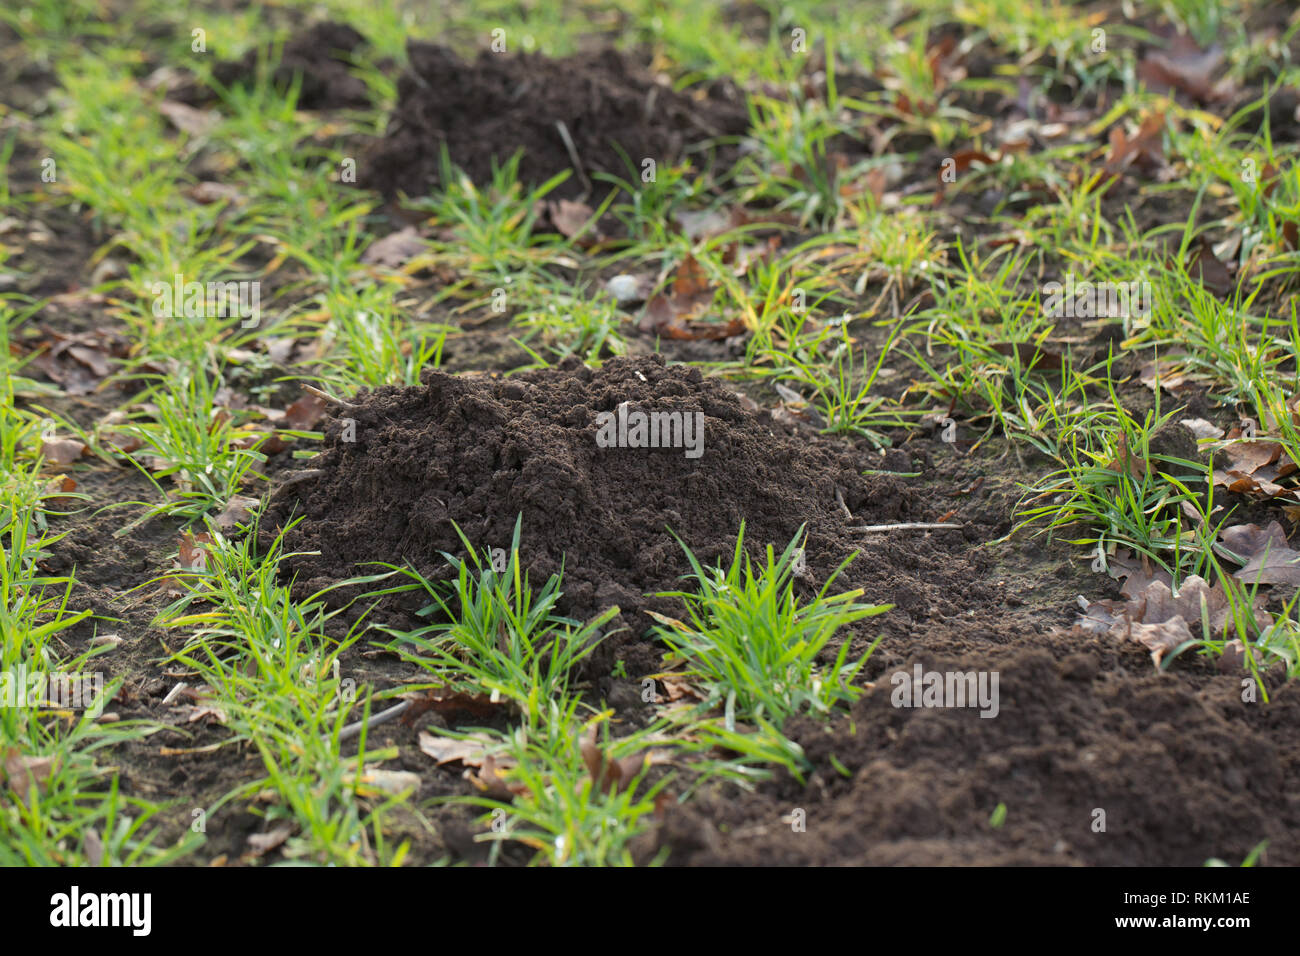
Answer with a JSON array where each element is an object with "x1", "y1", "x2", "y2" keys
[
  {"x1": 173, "y1": 21, "x2": 371, "y2": 110},
  {"x1": 264, "y1": 355, "x2": 922, "y2": 673},
  {"x1": 655, "y1": 640, "x2": 1300, "y2": 866},
  {"x1": 262, "y1": 356, "x2": 1300, "y2": 867},
  {"x1": 363, "y1": 44, "x2": 748, "y2": 199}
]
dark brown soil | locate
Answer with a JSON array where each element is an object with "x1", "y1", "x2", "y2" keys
[
  {"x1": 173, "y1": 21, "x2": 372, "y2": 110},
  {"x1": 654, "y1": 639, "x2": 1300, "y2": 866},
  {"x1": 363, "y1": 44, "x2": 749, "y2": 199},
  {"x1": 12, "y1": 0, "x2": 1300, "y2": 869},
  {"x1": 259, "y1": 355, "x2": 1300, "y2": 867},
  {"x1": 264, "y1": 354, "x2": 926, "y2": 676}
]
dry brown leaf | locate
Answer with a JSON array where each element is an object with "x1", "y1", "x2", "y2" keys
[
  {"x1": 468, "y1": 754, "x2": 527, "y2": 800},
  {"x1": 638, "y1": 255, "x2": 745, "y2": 341},
  {"x1": 659, "y1": 677, "x2": 704, "y2": 702},
  {"x1": 1106, "y1": 433, "x2": 1151, "y2": 481},
  {"x1": 580, "y1": 727, "x2": 648, "y2": 795},
  {"x1": 1212, "y1": 438, "x2": 1296, "y2": 498},
  {"x1": 25, "y1": 331, "x2": 119, "y2": 395},
  {"x1": 1218, "y1": 521, "x2": 1290, "y2": 563},
  {"x1": 245, "y1": 825, "x2": 291, "y2": 857},
  {"x1": 183, "y1": 703, "x2": 228, "y2": 725},
  {"x1": 157, "y1": 99, "x2": 219, "y2": 136},
  {"x1": 41, "y1": 438, "x2": 87, "y2": 467},
  {"x1": 543, "y1": 199, "x2": 597, "y2": 241},
  {"x1": 178, "y1": 531, "x2": 213, "y2": 571},
  {"x1": 1137, "y1": 36, "x2": 1232, "y2": 104},
  {"x1": 187, "y1": 181, "x2": 243, "y2": 205},
  {"x1": 283, "y1": 393, "x2": 327, "y2": 431},
  {"x1": 1077, "y1": 575, "x2": 1271, "y2": 666},
  {"x1": 400, "y1": 689, "x2": 506, "y2": 723},
  {"x1": 1221, "y1": 521, "x2": 1300, "y2": 586},
  {"x1": 361, "y1": 227, "x2": 426, "y2": 268},
  {"x1": 1, "y1": 748, "x2": 56, "y2": 806},
  {"x1": 345, "y1": 766, "x2": 422, "y2": 795},
  {"x1": 215, "y1": 494, "x2": 259, "y2": 531},
  {"x1": 1181, "y1": 417, "x2": 1224, "y2": 441},
  {"x1": 417, "y1": 730, "x2": 497, "y2": 767},
  {"x1": 1188, "y1": 237, "x2": 1235, "y2": 296},
  {"x1": 1104, "y1": 548, "x2": 1173, "y2": 598},
  {"x1": 1138, "y1": 360, "x2": 1192, "y2": 394},
  {"x1": 1102, "y1": 111, "x2": 1167, "y2": 181}
]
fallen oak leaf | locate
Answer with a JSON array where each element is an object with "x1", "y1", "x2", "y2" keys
[
  {"x1": 43, "y1": 475, "x2": 79, "y2": 507},
  {"x1": 177, "y1": 531, "x2": 213, "y2": 571},
  {"x1": 260, "y1": 393, "x2": 330, "y2": 453},
  {"x1": 468, "y1": 754, "x2": 528, "y2": 800},
  {"x1": 1076, "y1": 574, "x2": 1271, "y2": 666},
  {"x1": 1102, "y1": 111, "x2": 1167, "y2": 181},
  {"x1": 638, "y1": 254, "x2": 745, "y2": 341},
  {"x1": 1105, "y1": 548, "x2": 1173, "y2": 599},
  {"x1": 360, "y1": 226, "x2": 426, "y2": 268},
  {"x1": 214, "y1": 494, "x2": 260, "y2": 531},
  {"x1": 580, "y1": 727, "x2": 648, "y2": 795},
  {"x1": 1188, "y1": 237, "x2": 1235, "y2": 296},
  {"x1": 41, "y1": 437, "x2": 88, "y2": 467},
  {"x1": 1105, "y1": 433, "x2": 1151, "y2": 481},
  {"x1": 187, "y1": 181, "x2": 243, "y2": 205},
  {"x1": 1138, "y1": 359, "x2": 1193, "y2": 394},
  {"x1": 1218, "y1": 521, "x2": 1290, "y2": 564},
  {"x1": 399, "y1": 689, "x2": 506, "y2": 723},
  {"x1": 417, "y1": 729, "x2": 499, "y2": 767},
  {"x1": 245, "y1": 825, "x2": 292, "y2": 858},
  {"x1": 344, "y1": 766, "x2": 422, "y2": 796},
  {"x1": 1181, "y1": 417, "x2": 1224, "y2": 442},
  {"x1": 1, "y1": 748, "x2": 57, "y2": 806},
  {"x1": 1137, "y1": 36, "x2": 1232, "y2": 104},
  {"x1": 1237, "y1": 550, "x2": 1300, "y2": 587},
  {"x1": 658, "y1": 676, "x2": 704, "y2": 703},
  {"x1": 1220, "y1": 521, "x2": 1300, "y2": 585},
  {"x1": 283, "y1": 393, "x2": 328, "y2": 430},
  {"x1": 542, "y1": 199, "x2": 599, "y2": 243},
  {"x1": 157, "y1": 99, "x2": 220, "y2": 137}
]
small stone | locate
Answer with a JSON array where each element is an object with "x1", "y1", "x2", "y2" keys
[{"x1": 606, "y1": 274, "x2": 644, "y2": 305}]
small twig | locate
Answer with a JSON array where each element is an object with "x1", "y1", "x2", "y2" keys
[
  {"x1": 301, "y1": 382, "x2": 359, "y2": 411},
  {"x1": 834, "y1": 486, "x2": 852, "y2": 520},
  {"x1": 273, "y1": 469, "x2": 324, "y2": 493},
  {"x1": 847, "y1": 522, "x2": 965, "y2": 533},
  {"x1": 161, "y1": 682, "x2": 188, "y2": 707},
  {"x1": 554, "y1": 120, "x2": 593, "y2": 197},
  {"x1": 335, "y1": 700, "x2": 411, "y2": 744}
]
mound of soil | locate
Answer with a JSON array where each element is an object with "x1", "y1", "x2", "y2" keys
[
  {"x1": 654, "y1": 640, "x2": 1300, "y2": 866},
  {"x1": 263, "y1": 356, "x2": 1300, "y2": 867},
  {"x1": 174, "y1": 21, "x2": 371, "y2": 110},
  {"x1": 363, "y1": 43, "x2": 749, "y2": 199},
  {"x1": 265, "y1": 356, "x2": 924, "y2": 667}
]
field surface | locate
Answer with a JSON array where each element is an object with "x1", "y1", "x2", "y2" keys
[{"x1": 2, "y1": 0, "x2": 1299, "y2": 867}]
